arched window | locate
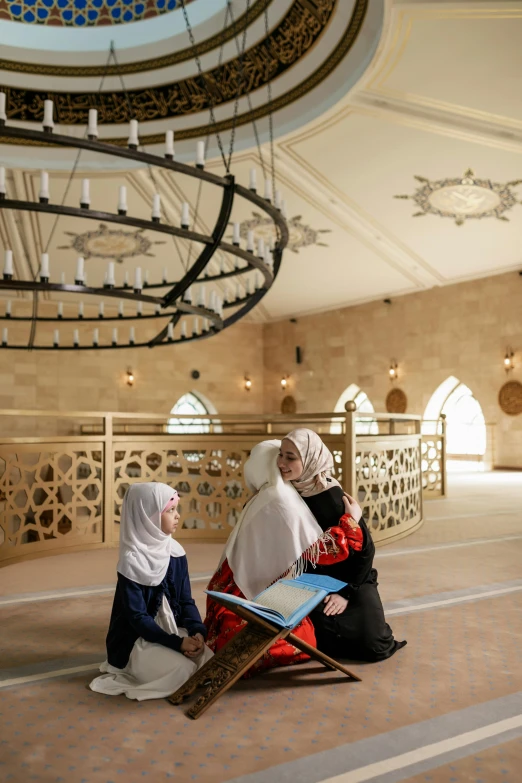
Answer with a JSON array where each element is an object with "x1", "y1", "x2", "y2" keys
[
  {"x1": 331, "y1": 384, "x2": 378, "y2": 435},
  {"x1": 168, "y1": 392, "x2": 215, "y2": 434},
  {"x1": 423, "y1": 377, "x2": 486, "y2": 470}
]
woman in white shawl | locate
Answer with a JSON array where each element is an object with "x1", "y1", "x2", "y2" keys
[{"x1": 204, "y1": 440, "x2": 355, "y2": 673}]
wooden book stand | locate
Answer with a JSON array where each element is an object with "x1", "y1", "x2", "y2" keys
[{"x1": 167, "y1": 594, "x2": 361, "y2": 719}]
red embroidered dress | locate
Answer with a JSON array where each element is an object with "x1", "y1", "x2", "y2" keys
[{"x1": 204, "y1": 515, "x2": 363, "y2": 674}]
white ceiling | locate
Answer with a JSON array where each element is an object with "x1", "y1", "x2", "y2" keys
[{"x1": 2, "y1": 0, "x2": 522, "y2": 324}]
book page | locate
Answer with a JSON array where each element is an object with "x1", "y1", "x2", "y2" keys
[{"x1": 256, "y1": 582, "x2": 316, "y2": 621}]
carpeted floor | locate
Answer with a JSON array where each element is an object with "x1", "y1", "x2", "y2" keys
[{"x1": 0, "y1": 472, "x2": 521, "y2": 783}]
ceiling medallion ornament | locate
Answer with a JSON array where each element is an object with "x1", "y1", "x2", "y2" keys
[
  {"x1": 236, "y1": 212, "x2": 330, "y2": 254},
  {"x1": 394, "y1": 169, "x2": 522, "y2": 226},
  {"x1": 385, "y1": 388, "x2": 407, "y2": 414},
  {"x1": 498, "y1": 381, "x2": 522, "y2": 416},
  {"x1": 59, "y1": 224, "x2": 165, "y2": 263}
]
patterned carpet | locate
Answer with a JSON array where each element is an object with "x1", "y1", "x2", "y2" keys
[{"x1": 0, "y1": 472, "x2": 521, "y2": 783}]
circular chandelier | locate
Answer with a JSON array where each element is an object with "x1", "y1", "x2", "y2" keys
[{"x1": 0, "y1": 4, "x2": 289, "y2": 351}]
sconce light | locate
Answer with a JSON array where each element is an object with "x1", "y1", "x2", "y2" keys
[
  {"x1": 244, "y1": 375, "x2": 252, "y2": 392},
  {"x1": 126, "y1": 368, "x2": 135, "y2": 387},
  {"x1": 504, "y1": 347, "x2": 515, "y2": 373},
  {"x1": 389, "y1": 360, "x2": 399, "y2": 382},
  {"x1": 281, "y1": 375, "x2": 289, "y2": 391}
]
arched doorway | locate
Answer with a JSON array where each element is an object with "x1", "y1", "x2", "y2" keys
[
  {"x1": 168, "y1": 391, "x2": 217, "y2": 434},
  {"x1": 423, "y1": 377, "x2": 487, "y2": 471},
  {"x1": 331, "y1": 384, "x2": 379, "y2": 435}
]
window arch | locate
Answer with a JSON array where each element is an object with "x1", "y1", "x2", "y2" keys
[
  {"x1": 423, "y1": 377, "x2": 486, "y2": 468},
  {"x1": 331, "y1": 384, "x2": 378, "y2": 435},
  {"x1": 168, "y1": 391, "x2": 216, "y2": 434}
]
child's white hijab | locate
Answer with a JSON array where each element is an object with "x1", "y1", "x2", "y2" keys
[
  {"x1": 117, "y1": 482, "x2": 185, "y2": 587},
  {"x1": 220, "y1": 440, "x2": 323, "y2": 599}
]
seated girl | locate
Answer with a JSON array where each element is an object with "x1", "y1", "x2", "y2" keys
[
  {"x1": 90, "y1": 482, "x2": 213, "y2": 701},
  {"x1": 204, "y1": 439, "x2": 361, "y2": 674}
]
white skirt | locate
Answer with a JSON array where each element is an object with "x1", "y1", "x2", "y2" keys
[{"x1": 89, "y1": 596, "x2": 214, "y2": 701}]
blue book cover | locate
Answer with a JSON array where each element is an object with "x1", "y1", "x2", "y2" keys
[{"x1": 205, "y1": 573, "x2": 347, "y2": 630}]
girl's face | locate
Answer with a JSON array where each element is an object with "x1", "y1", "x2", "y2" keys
[
  {"x1": 277, "y1": 438, "x2": 304, "y2": 482},
  {"x1": 160, "y1": 502, "x2": 180, "y2": 535}
]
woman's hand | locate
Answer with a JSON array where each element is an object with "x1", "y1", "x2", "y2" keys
[
  {"x1": 181, "y1": 636, "x2": 201, "y2": 658},
  {"x1": 323, "y1": 593, "x2": 348, "y2": 616},
  {"x1": 343, "y1": 493, "x2": 362, "y2": 523}
]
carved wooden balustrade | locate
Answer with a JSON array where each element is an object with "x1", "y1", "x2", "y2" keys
[{"x1": 0, "y1": 408, "x2": 445, "y2": 566}]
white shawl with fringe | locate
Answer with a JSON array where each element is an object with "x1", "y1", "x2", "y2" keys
[{"x1": 220, "y1": 440, "x2": 327, "y2": 600}]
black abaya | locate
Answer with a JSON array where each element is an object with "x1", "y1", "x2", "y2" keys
[{"x1": 303, "y1": 483, "x2": 406, "y2": 662}]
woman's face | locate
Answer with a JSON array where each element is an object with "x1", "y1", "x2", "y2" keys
[
  {"x1": 160, "y1": 502, "x2": 180, "y2": 535},
  {"x1": 277, "y1": 438, "x2": 304, "y2": 482}
]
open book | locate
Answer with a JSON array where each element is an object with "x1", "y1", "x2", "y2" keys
[{"x1": 205, "y1": 573, "x2": 347, "y2": 629}]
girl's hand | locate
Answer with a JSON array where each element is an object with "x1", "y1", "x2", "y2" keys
[
  {"x1": 343, "y1": 493, "x2": 362, "y2": 523},
  {"x1": 323, "y1": 593, "x2": 348, "y2": 616},
  {"x1": 193, "y1": 633, "x2": 205, "y2": 647},
  {"x1": 181, "y1": 636, "x2": 200, "y2": 657}
]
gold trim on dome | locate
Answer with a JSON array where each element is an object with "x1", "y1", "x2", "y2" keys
[
  {"x1": 0, "y1": 0, "x2": 368, "y2": 146},
  {"x1": 0, "y1": 0, "x2": 271, "y2": 77}
]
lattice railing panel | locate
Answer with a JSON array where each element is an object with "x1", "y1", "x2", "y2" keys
[
  {"x1": 113, "y1": 444, "x2": 253, "y2": 536},
  {"x1": 421, "y1": 436, "x2": 444, "y2": 496},
  {"x1": 0, "y1": 445, "x2": 103, "y2": 560},
  {"x1": 355, "y1": 439, "x2": 422, "y2": 543}
]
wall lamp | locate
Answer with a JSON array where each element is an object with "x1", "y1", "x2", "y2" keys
[
  {"x1": 244, "y1": 375, "x2": 252, "y2": 392},
  {"x1": 281, "y1": 375, "x2": 289, "y2": 391},
  {"x1": 126, "y1": 368, "x2": 135, "y2": 387},
  {"x1": 504, "y1": 347, "x2": 515, "y2": 373},
  {"x1": 389, "y1": 360, "x2": 399, "y2": 382}
]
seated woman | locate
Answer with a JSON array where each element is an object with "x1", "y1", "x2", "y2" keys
[
  {"x1": 278, "y1": 429, "x2": 407, "y2": 663},
  {"x1": 204, "y1": 439, "x2": 359, "y2": 673}
]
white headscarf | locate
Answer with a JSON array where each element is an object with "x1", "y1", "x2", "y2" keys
[
  {"x1": 286, "y1": 428, "x2": 342, "y2": 497},
  {"x1": 220, "y1": 440, "x2": 324, "y2": 599},
  {"x1": 117, "y1": 482, "x2": 186, "y2": 587}
]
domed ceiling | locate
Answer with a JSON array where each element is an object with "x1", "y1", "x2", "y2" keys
[{"x1": 0, "y1": 0, "x2": 195, "y2": 26}]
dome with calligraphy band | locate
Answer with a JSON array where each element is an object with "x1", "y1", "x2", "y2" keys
[{"x1": 0, "y1": 0, "x2": 196, "y2": 26}]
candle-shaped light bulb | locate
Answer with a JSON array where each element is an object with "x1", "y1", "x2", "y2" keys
[
  {"x1": 123, "y1": 270, "x2": 129, "y2": 288},
  {"x1": 235, "y1": 282, "x2": 241, "y2": 300},
  {"x1": 155, "y1": 303, "x2": 161, "y2": 315},
  {"x1": 264, "y1": 179, "x2": 272, "y2": 202},
  {"x1": 196, "y1": 140, "x2": 205, "y2": 168},
  {"x1": 224, "y1": 285, "x2": 230, "y2": 303},
  {"x1": 198, "y1": 285, "x2": 206, "y2": 308},
  {"x1": 128, "y1": 119, "x2": 139, "y2": 149},
  {"x1": 193, "y1": 317, "x2": 200, "y2": 335},
  {"x1": 233, "y1": 222, "x2": 240, "y2": 246},
  {"x1": 98, "y1": 302, "x2": 104, "y2": 318},
  {"x1": 165, "y1": 129, "x2": 174, "y2": 158},
  {"x1": 255, "y1": 272, "x2": 262, "y2": 289},
  {"x1": 167, "y1": 322, "x2": 174, "y2": 341},
  {"x1": 93, "y1": 328, "x2": 99, "y2": 346},
  {"x1": 3, "y1": 249, "x2": 13, "y2": 279},
  {"x1": 184, "y1": 286, "x2": 192, "y2": 303},
  {"x1": 134, "y1": 266, "x2": 142, "y2": 292},
  {"x1": 137, "y1": 301, "x2": 143, "y2": 316},
  {"x1": 60, "y1": 271, "x2": 65, "y2": 285},
  {"x1": 247, "y1": 230, "x2": 255, "y2": 253},
  {"x1": 43, "y1": 100, "x2": 54, "y2": 131},
  {"x1": 53, "y1": 329, "x2": 60, "y2": 347},
  {"x1": 6, "y1": 300, "x2": 11, "y2": 317},
  {"x1": 181, "y1": 201, "x2": 190, "y2": 229},
  {"x1": 40, "y1": 252, "x2": 50, "y2": 282},
  {"x1": 257, "y1": 237, "x2": 265, "y2": 258},
  {"x1": 118, "y1": 185, "x2": 127, "y2": 214},
  {"x1": 57, "y1": 302, "x2": 63, "y2": 318},
  {"x1": 88, "y1": 108, "x2": 98, "y2": 139},
  {"x1": 2, "y1": 327, "x2": 7, "y2": 346},
  {"x1": 209, "y1": 290, "x2": 216, "y2": 312},
  {"x1": 73, "y1": 329, "x2": 79, "y2": 347},
  {"x1": 39, "y1": 171, "x2": 49, "y2": 203},
  {"x1": 0, "y1": 166, "x2": 6, "y2": 197},
  {"x1": 129, "y1": 327, "x2": 135, "y2": 345},
  {"x1": 75, "y1": 256, "x2": 84, "y2": 285},
  {"x1": 112, "y1": 327, "x2": 118, "y2": 346},
  {"x1": 151, "y1": 193, "x2": 161, "y2": 222},
  {"x1": 78, "y1": 301, "x2": 84, "y2": 319},
  {"x1": 181, "y1": 321, "x2": 187, "y2": 339},
  {"x1": 0, "y1": 92, "x2": 6, "y2": 123},
  {"x1": 249, "y1": 168, "x2": 257, "y2": 191},
  {"x1": 104, "y1": 261, "x2": 114, "y2": 288},
  {"x1": 80, "y1": 178, "x2": 90, "y2": 208},
  {"x1": 162, "y1": 267, "x2": 168, "y2": 284},
  {"x1": 275, "y1": 190, "x2": 282, "y2": 210},
  {"x1": 246, "y1": 278, "x2": 253, "y2": 296},
  {"x1": 118, "y1": 300, "x2": 124, "y2": 318}
]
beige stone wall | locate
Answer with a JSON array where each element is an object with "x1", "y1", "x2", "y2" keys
[
  {"x1": 0, "y1": 300, "x2": 264, "y2": 435},
  {"x1": 263, "y1": 272, "x2": 522, "y2": 469}
]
